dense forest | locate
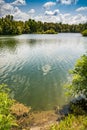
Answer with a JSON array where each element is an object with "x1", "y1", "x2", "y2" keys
[{"x1": 0, "y1": 15, "x2": 87, "y2": 35}]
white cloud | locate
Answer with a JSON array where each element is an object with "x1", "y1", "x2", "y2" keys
[
  {"x1": 63, "y1": 13, "x2": 71, "y2": 17},
  {"x1": 35, "y1": 15, "x2": 60, "y2": 23},
  {"x1": 13, "y1": 7, "x2": 29, "y2": 21},
  {"x1": 70, "y1": 14, "x2": 87, "y2": 24},
  {"x1": 28, "y1": 9, "x2": 35, "y2": 14},
  {"x1": 58, "y1": 13, "x2": 71, "y2": 23},
  {"x1": 27, "y1": 9, "x2": 35, "y2": 19},
  {"x1": 0, "y1": 0, "x2": 87, "y2": 24},
  {"x1": 45, "y1": 9, "x2": 60, "y2": 16},
  {"x1": 56, "y1": 0, "x2": 78, "y2": 5},
  {"x1": 43, "y1": 2, "x2": 56, "y2": 10},
  {"x1": 0, "y1": 0, "x2": 5, "y2": 4},
  {"x1": 35, "y1": 12, "x2": 87, "y2": 25},
  {"x1": 76, "y1": 7, "x2": 87, "y2": 12},
  {"x1": 0, "y1": 0, "x2": 29, "y2": 20},
  {"x1": 11, "y1": 0, "x2": 26, "y2": 5},
  {"x1": 0, "y1": 3, "x2": 14, "y2": 17},
  {"x1": 35, "y1": 13, "x2": 69, "y2": 23},
  {"x1": 2, "y1": 4, "x2": 13, "y2": 11}
]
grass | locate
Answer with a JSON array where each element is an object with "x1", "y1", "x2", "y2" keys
[
  {"x1": 49, "y1": 114, "x2": 87, "y2": 130},
  {"x1": 11, "y1": 102, "x2": 31, "y2": 117}
]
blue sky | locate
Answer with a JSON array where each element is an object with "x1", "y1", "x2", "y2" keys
[{"x1": 0, "y1": 0, "x2": 87, "y2": 24}]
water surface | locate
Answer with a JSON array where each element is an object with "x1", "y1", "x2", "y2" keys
[{"x1": 0, "y1": 33, "x2": 87, "y2": 110}]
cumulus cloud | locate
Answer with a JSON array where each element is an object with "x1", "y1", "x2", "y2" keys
[
  {"x1": 58, "y1": 13, "x2": 71, "y2": 23},
  {"x1": 43, "y1": 2, "x2": 56, "y2": 10},
  {"x1": 0, "y1": 0, "x2": 29, "y2": 20},
  {"x1": 11, "y1": 0, "x2": 26, "y2": 5},
  {"x1": 35, "y1": 12, "x2": 87, "y2": 24},
  {"x1": 13, "y1": 7, "x2": 29, "y2": 21},
  {"x1": 59, "y1": 13, "x2": 87, "y2": 24},
  {"x1": 70, "y1": 14, "x2": 87, "y2": 24},
  {"x1": 45, "y1": 9, "x2": 60, "y2": 16},
  {"x1": 0, "y1": 0, "x2": 5, "y2": 4},
  {"x1": 56, "y1": 0, "x2": 78, "y2": 5},
  {"x1": 76, "y1": 7, "x2": 87, "y2": 12},
  {"x1": 0, "y1": 3, "x2": 14, "y2": 16},
  {"x1": 0, "y1": 0, "x2": 87, "y2": 24},
  {"x1": 28, "y1": 9, "x2": 35, "y2": 14},
  {"x1": 35, "y1": 15, "x2": 60, "y2": 23}
]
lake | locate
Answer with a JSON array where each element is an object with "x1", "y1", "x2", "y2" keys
[{"x1": 0, "y1": 33, "x2": 87, "y2": 111}]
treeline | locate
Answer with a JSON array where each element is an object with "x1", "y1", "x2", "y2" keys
[{"x1": 0, "y1": 15, "x2": 87, "y2": 35}]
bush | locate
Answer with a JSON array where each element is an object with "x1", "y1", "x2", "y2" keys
[
  {"x1": 50, "y1": 114, "x2": 87, "y2": 130},
  {"x1": 0, "y1": 84, "x2": 17, "y2": 130},
  {"x1": 65, "y1": 55, "x2": 87, "y2": 98},
  {"x1": 49, "y1": 55, "x2": 87, "y2": 130},
  {"x1": 44, "y1": 29, "x2": 57, "y2": 34},
  {"x1": 82, "y1": 29, "x2": 87, "y2": 36}
]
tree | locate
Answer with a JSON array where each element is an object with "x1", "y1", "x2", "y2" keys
[
  {"x1": 0, "y1": 15, "x2": 87, "y2": 35},
  {"x1": 66, "y1": 55, "x2": 87, "y2": 98},
  {"x1": 28, "y1": 19, "x2": 37, "y2": 33},
  {"x1": 44, "y1": 29, "x2": 57, "y2": 34},
  {"x1": 0, "y1": 26, "x2": 2, "y2": 34},
  {"x1": 82, "y1": 29, "x2": 87, "y2": 36},
  {"x1": 23, "y1": 21, "x2": 30, "y2": 34},
  {"x1": 6, "y1": 15, "x2": 13, "y2": 21},
  {"x1": 36, "y1": 21, "x2": 44, "y2": 33}
]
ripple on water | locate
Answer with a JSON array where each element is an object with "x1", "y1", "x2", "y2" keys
[
  {"x1": 0, "y1": 33, "x2": 86, "y2": 110},
  {"x1": 42, "y1": 64, "x2": 51, "y2": 75}
]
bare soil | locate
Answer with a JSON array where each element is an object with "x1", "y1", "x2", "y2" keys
[{"x1": 11, "y1": 103, "x2": 59, "y2": 130}]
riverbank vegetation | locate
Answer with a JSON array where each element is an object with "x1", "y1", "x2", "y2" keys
[
  {"x1": 49, "y1": 54, "x2": 87, "y2": 130},
  {"x1": 66, "y1": 54, "x2": 87, "y2": 99},
  {"x1": 0, "y1": 84, "x2": 17, "y2": 129},
  {"x1": 0, "y1": 84, "x2": 58, "y2": 130},
  {"x1": 0, "y1": 15, "x2": 87, "y2": 35},
  {"x1": 82, "y1": 29, "x2": 87, "y2": 36},
  {"x1": 1, "y1": 54, "x2": 87, "y2": 130},
  {"x1": 0, "y1": 15, "x2": 87, "y2": 129},
  {"x1": 50, "y1": 114, "x2": 87, "y2": 130}
]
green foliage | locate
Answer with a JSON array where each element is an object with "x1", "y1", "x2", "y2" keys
[
  {"x1": 44, "y1": 29, "x2": 57, "y2": 34},
  {"x1": 0, "y1": 15, "x2": 87, "y2": 35},
  {"x1": 0, "y1": 26, "x2": 2, "y2": 34},
  {"x1": 50, "y1": 114, "x2": 87, "y2": 130},
  {"x1": 82, "y1": 29, "x2": 87, "y2": 36},
  {"x1": 0, "y1": 84, "x2": 16, "y2": 130},
  {"x1": 65, "y1": 55, "x2": 87, "y2": 98},
  {"x1": 28, "y1": 19, "x2": 38, "y2": 33},
  {"x1": 56, "y1": 54, "x2": 87, "y2": 130},
  {"x1": 23, "y1": 21, "x2": 30, "y2": 33},
  {"x1": 70, "y1": 103, "x2": 86, "y2": 115}
]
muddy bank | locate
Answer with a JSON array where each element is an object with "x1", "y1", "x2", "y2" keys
[{"x1": 11, "y1": 103, "x2": 58, "y2": 130}]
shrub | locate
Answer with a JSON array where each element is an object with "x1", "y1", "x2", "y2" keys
[
  {"x1": 49, "y1": 54, "x2": 87, "y2": 130},
  {"x1": 49, "y1": 114, "x2": 87, "y2": 130},
  {"x1": 44, "y1": 29, "x2": 57, "y2": 34},
  {"x1": 0, "y1": 84, "x2": 17, "y2": 130},
  {"x1": 82, "y1": 29, "x2": 87, "y2": 36},
  {"x1": 65, "y1": 55, "x2": 87, "y2": 98}
]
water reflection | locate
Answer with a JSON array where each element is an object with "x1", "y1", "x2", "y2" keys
[
  {"x1": 0, "y1": 33, "x2": 87, "y2": 111},
  {"x1": 0, "y1": 38, "x2": 17, "y2": 52}
]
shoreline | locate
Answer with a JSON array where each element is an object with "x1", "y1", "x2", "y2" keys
[{"x1": 11, "y1": 102, "x2": 60, "y2": 130}]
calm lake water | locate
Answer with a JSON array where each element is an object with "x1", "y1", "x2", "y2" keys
[{"x1": 0, "y1": 33, "x2": 87, "y2": 111}]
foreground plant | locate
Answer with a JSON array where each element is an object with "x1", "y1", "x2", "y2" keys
[
  {"x1": 65, "y1": 55, "x2": 87, "y2": 98},
  {"x1": 0, "y1": 84, "x2": 17, "y2": 130},
  {"x1": 49, "y1": 54, "x2": 87, "y2": 130},
  {"x1": 50, "y1": 114, "x2": 87, "y2": 130}
]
